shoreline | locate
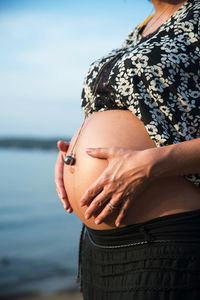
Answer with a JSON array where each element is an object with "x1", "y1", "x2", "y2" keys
[
  {"x1": 0, "y1": 137, "x2": 70, "y2": 150},
  {"x1": 1, "y1": 288, "x2": 83, "y2": 300}
]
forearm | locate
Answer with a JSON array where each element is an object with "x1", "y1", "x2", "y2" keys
[{"x1": 149, "y1": 138, "x2": 200, "y2": 179}]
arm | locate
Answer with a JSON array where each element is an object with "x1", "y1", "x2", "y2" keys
[
  {"x1": 80, "y1": 138, "x2": 200, "y2": 227},
  {"x1": 151, "y1": 138, "x2": 200, "y2": 178}
]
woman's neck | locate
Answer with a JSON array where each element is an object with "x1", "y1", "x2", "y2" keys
[
  {"x1": 141, "y1": 0, "x2": 187, "y2": 37},
  {"x1": 151, "y1": 0, "x2": 186, "y2": 14}
]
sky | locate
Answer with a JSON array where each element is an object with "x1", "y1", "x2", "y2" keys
[{"x1": 0, "y1": 0, "x2": 153, "y2": 138}]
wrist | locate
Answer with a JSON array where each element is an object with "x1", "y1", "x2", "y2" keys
[
  {"x1": 145, "y1": 146, "x2": 174, "y2": 180},
  {"x1": 137, "y1": 139, "x2": 200, "y2": 181}
]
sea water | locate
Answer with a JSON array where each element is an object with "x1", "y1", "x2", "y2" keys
[{"x1": 0, "y1": 148, "x2": 82, "y2": 297}]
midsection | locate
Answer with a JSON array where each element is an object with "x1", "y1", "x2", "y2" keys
[{"x1": 63, "y1": 109, "x2": 200, "y2": 230}]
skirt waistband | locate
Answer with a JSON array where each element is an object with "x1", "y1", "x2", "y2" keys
[{"x1": 86, "y1": 209, "x2": 200, "y2": 247}]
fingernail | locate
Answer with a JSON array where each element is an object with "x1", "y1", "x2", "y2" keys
[
  {"x1": 80, "y1": 202, "x2": 84, "y2": 207},
  {"x1": 116, "y1": 222, "x2": 120, "y2": 227},
  {"x1": 95, "y1": 219, "x2": 100, "y2": 225},
  {"x1": 85, "y1": 214, "x2": 89, "y2": 219},
  {"x1": 67, "y1": 209, "x2": 71, "y2": 213}
]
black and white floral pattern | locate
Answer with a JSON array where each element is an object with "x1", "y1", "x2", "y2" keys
[{"x1": 81, "y1": 0, "x2": 200, "y2": 187}]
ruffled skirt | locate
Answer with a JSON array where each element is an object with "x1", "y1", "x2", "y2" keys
[{"x1": 79, "y1": 209, "x2": 200, "y2": 300}]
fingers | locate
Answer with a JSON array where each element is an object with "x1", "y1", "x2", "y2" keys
[
  {"x1": 55, "y1": 150, "x2": 73, "y2": 213},
  {"x1": 86, "y1": 147, "x2": 117, "y2": 159},
  {"x1": 84, "y1": 192, "x2": 111, "y2": 221},
  {"x1": 56, "y1": 186, "x2": 72, "y2": 212},
  {"x1": 115, "y1": 199, "x2": 131, "y2": 227},
  {"x1": 80, "y1": 179, "x2": 104, "y2": 207},
  {"x1": 94, "y1": 194, "x2": 123, "y2": 225},
  {"x1": 57, "y1": 140, "x2": 69, "y2": 152}
]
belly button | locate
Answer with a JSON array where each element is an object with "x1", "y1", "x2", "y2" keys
[{"x1": 69, "y1": 166, "x2": 75, "y2": 174}]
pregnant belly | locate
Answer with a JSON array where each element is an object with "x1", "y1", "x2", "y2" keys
[{"x1": 63, "y1": 110, "x2": 200, "y2": 230}]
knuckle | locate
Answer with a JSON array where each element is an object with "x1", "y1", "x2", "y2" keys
[
  {"x1": 96, "y1": 200, "x2": 103, "y2": 208},
  {"x1": 103, "y1": 174, "x2": 111, "y2": 185},
  {"x1": 105, "y1": 186, "x2": 114, "y2": 197},
  {"x1": 88, "y1": 189, "x2": 95, "y2": 197}
]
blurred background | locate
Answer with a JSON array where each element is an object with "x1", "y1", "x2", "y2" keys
[{"x1": 0, "y1": 0, "x2": 152, "y2": 299}]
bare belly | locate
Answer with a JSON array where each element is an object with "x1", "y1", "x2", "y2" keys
[{"x1": 63, "y1": 110, "x2": 200, "y2": 230}]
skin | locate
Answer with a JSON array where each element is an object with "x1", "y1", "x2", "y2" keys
[
  {"x1": 54, "y1": 0, "x2": 199, "y2": 227},
  {"x1": 55, "y1": 140, "x2": 73, "y2": 213},
  {"x1": 142, "y1": 0, "x2": 187, "y2": 37},
  {"x1": 80, "y1": 139, "x2": 200, "y2": 227}
]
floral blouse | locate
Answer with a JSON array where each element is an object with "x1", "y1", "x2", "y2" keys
[{"x1": 81, "y1": 0, "x2": 200, "y2": 187}]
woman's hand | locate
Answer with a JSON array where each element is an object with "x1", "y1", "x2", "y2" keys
[
  {"x1": 80, "y1": 147, "x2": 156, "y2": 227},
  {"x1": 54, "y1": 140, "x2": 73, "y2": 213}
]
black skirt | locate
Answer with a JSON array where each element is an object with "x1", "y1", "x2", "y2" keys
[{"x1": 79, "y1": 209, "x2": 200, "y2": 300}]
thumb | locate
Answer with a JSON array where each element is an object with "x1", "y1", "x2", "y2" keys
[
  {"x1": 57, "y1": 140, "x2": 69, "y2": 152},
  {"x1": 86, "y1": 147, "x2": 111, "y2": 159}
]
